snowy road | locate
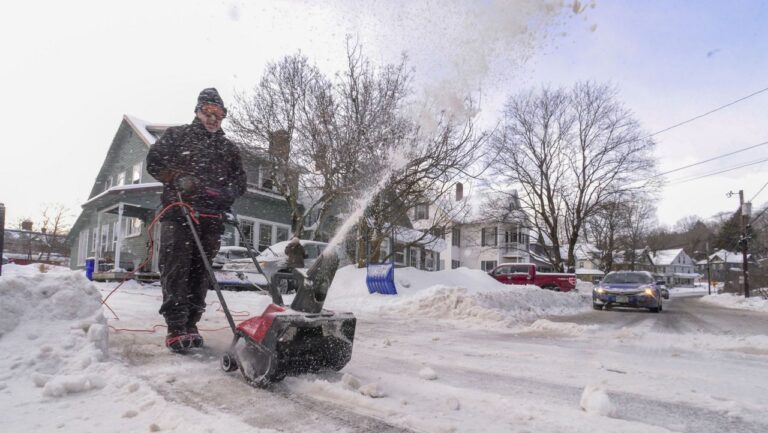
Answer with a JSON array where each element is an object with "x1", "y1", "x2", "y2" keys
[{"x1": 111, "y1": 291, "x2": 768, "y2": 433}]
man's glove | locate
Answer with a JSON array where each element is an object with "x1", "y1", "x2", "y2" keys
[
  {"x1": 174, "y1": 175, "x2": 198, "y2": 196},
  {"x1": 203, "y1": 186, "x2": 239, "y2": 207}
]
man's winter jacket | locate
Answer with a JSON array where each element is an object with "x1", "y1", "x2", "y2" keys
[{"x1": 146, "y1": 118, "x2": 247, "y2": 218}]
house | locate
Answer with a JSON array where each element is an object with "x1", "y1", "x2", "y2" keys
[
  {"x1": 574, "y1": 243, "x2": 604, "y2": 283},
  {"x1": 613, "y1": 248, "x2": 654, "y2": 272},
  {"x1": 437, "y1": 184, "x2": 531, "y2": 272},
  {"x1": 696, "y1": 249, "x2": 755, "y2": 283},
  {"x1": 66, "y1": 115, "x2": 294, "y2": 275},
  {"x1": 650, "y1": 248, "x2": 697, "y2": 286}
]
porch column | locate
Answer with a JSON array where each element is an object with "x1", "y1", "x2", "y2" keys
[
  {"x1": 114, "y1": 202, "x2": 124, "y2": 270},
  {"x1": 95, "y1": 211, "x2": 102, "y2": 268}
]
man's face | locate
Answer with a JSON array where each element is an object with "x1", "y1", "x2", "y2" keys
[{"x1": 196, "y1": 103, "x2": 225, "y2": 132}]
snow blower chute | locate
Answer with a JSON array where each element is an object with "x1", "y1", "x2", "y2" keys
[{"x1": 178, "y1": 198, "x2": 356, "y2": 387}]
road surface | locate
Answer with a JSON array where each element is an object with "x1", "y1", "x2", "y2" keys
[{"x1": 113, "y1": 292, "x2": 768, "y2": 432}]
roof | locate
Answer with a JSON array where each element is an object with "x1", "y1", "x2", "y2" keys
[
  {"x1": 652, "y1": 249, "x2": 684, "y2": 266},
  {"x1": 123, "y1": 115, "x2": 175, "y2": 147},
  {"x1": 709, "y1": 249, "x2": 749, "y2": 264}
]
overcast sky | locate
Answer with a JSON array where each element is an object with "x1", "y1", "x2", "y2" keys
[{"x1": 1, "y1": 0, "x2": 767, "y2": 230}]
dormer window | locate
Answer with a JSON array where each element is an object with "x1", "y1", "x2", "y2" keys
[
  {"x1": 117, "y1": 171, "x2": 126, "y2": 186},
  {"x1": 132, "y1": 163, "x2": 142, "y2": 184},
  {"x1": 104, "y1": 176, "x2": 113, "y2": 191}
]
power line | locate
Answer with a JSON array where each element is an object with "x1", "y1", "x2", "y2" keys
[
  {"x1": 749, "y1": 178, "x2": 768, "y2": 202},
  {"x1": 646, "y1": 85, "x2": 768, "y2": 138},
  {"x1": 653, "y1": 140, "x2": 768, "y2": 179},
  {"x1": 667, "y1": 156, "x2": 768, "y2": 185}
]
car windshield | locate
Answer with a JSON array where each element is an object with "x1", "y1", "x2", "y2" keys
[{"x1": 602, "y1": 272, "x2": 653, "y2": 284}]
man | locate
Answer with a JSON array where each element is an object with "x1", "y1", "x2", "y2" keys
[{"x1": 146, "y1": 88, "x2": 247, "y2": 352}]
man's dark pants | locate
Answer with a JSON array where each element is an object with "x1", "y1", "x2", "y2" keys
[{"x1": 158, "y1": 218, "x2": 223, "y2": 330}]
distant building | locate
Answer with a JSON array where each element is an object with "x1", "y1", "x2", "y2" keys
[{"x1": 651, "y1": 248, "x2": 697, "y2": 286}]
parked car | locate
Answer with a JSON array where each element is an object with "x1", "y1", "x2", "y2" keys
[
  {"x1": 592, "y1": 271, "x2": 663, "y2": 312},
  {"x1": 489, "y1": 263, "x2": 577, "y2": 292},
  {"x1": 212, "y1": 246, "x2": 251, "y2": 269},
  {"x1": 220, "y1": 240, "x2": 344, "y2": 293}
]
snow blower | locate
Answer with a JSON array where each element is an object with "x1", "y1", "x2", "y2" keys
[{"x1": 178, "y1": 197, "x2": 356, "y2": 387}]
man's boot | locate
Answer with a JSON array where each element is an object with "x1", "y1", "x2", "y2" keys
[
  {"x1": 186, "y1": 311, "x2": 204, "y2": 348},
  {"x1": 165, "y1": 323, "x2": 190, "y2": 353}
]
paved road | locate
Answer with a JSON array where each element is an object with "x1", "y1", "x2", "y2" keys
[{"x1": 113, "y1": 294, "x2": 768, "y2": 432}]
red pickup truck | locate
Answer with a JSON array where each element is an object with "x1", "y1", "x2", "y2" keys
[{"x1": 489, "y1": 263, "x2": 577, "y2": 292}]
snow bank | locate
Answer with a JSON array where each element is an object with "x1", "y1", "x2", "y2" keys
[
  {"x1": 698, "y1": 292, "x2": 768, "y2": 312},
  {"x1": 0, "y1": 264, "x2": 108, "y2": 397},
  {"x1": 326, "y1": 266, "x2": 590, "y2": 326}
]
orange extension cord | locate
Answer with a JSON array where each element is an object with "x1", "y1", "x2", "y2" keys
[{"x1": 99, "y1": 201, "x2": 250, "y2": 334}]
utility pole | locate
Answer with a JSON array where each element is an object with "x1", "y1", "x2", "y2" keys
[
  {"x1": 738, "y1": 190, "x2": 751, "y2": 298},
  {"x1": 705, "y1": 241, "x2": 711, "y2": 296}
]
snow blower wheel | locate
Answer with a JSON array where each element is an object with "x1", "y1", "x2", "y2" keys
[{"x1": 220, "y1": 351, "x2": 238, "y2": 372}]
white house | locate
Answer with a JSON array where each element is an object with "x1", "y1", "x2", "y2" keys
[
  {"x1": 409, "y1": 183, "x2": 531, "y2": 272},
  {"x1": 651, "y1": 248, "x2": 698, "y2": 286}
]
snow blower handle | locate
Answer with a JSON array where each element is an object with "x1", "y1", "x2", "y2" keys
[
  {"x1": 227, "y1": 208, "x2": 285, "y2": 307},
  {"x1": 176, "y1": 193, "x2": 238, "y2": 334}
]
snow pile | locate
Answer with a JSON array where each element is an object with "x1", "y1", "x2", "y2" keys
[
  {"x1": 326, "y1": 266, "x2": 590, "y2": 325},
  {"x1": 698, "y1": 292, "x2": 768, "y2": 312},
  {"x1": 0, "y1": 264, "x2": 108, "y2": 397},
  {"x1": 521, "y1": 319, "x2": 599, "y2": 337},
  {"x1": 0, "y1": 265, "x2": 273, "y2": 433},
  {"x1": 418, "y1": 367, "x2": 438, "y2": 380},
  {"x1": 580, "y1": 385, "x2": 614, "y2": 417}
]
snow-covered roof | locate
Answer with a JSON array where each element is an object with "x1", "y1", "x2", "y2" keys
[
  {"x1": 123, "y1": 115, "x2": 176, "y2": 147},
  {"x1": 82, "y1": 182, "x2": 163, "y2": 206},
  {"x1": 651, "y1": 249, "x2": 684, "y2": 266},
  {"x1": 709, "y1": 249, "x2": 749, "y2": 264},
  {"x1": 673, "y1": 273, "x2": 700, "y2": 278},
  {"x1": 392, "y1": 226, "x2": 446, "y2": 252},
  {"x1": 574, "y1": 243, "x2": 600, "y2": 260}
]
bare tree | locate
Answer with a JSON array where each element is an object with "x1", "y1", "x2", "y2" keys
[
  {"x1": 38, "y1": 204, "x2": 71, "y2": 261},
  {"x1": 489, "y1": 82, "x2": 657, "y2": 271}
]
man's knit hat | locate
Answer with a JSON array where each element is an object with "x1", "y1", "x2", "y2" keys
[{"x1": 195, "y1": 88, "x2": 227, "y2": 114}]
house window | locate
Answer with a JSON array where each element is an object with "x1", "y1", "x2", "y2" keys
[
  {"x1": 104, "y1": 176, "x2": 113, "y2": 192},
  {"x1": 414, "y1": 203, "x2": 429, "y2": 220},
  {"x1": 451, "y1": 227, "x2": 461, "y2": 247},
  {"x1": 78, "y1": 230, "x2": 89, "y2": 266},
  {"x1": 132, "y1": 163, "x2": 142, "y2": 184},
  {"x1": 112, "y1": 221, "x2": 119, "y2": 251},
  {"x1": 409, "y1": 246, "x2": 420, "y2": 268},
  {"x1": 481, "y1": 260, "x2": 497, "y2": 272},
  {"x1": 246, "y1": 168, "x2": 260, "y2": 191},
  {"x1": 394, "y1": 246, "x2": 405, "y2": 265},
  {"x1": 125, "y1": 218, "x2": 142, "y2": 237},
  {"x1": 259, "y1": 224, "x2": 273, "y2": 252},
  {"x1": 239, "y1": 220, "x2": 255, "y2": 249},
  {"x1": 116, "y1": 171, "x2": 126, "y2": 186},
  {"x1": 379, "y1": 239, "x2": 390, "y2": 261},
  {"x1": 481, "y1": 227, "x2": 497, "y2": 247},
  {"x1": 276, "y1": 226, "x2": 290, "y2": 243},
  {"x1": 91, "y1": 227, "x2": 98, "y2": 252},
  {"x1": 451, "y1": 260, "x2": 461, "y2": 269},
  {"x1": 100, "y1": 224, "x2": 110, "y2": 253},
  {"x1": 425, "y1": 251, "x2": 435, "y2": 271},
  {"x1": 259, "y1": 165, "x2": 277, "y2": 192}
]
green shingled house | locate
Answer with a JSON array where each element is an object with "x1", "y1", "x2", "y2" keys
[{"x1": 66, "y1": 115, "x2": 294, "y2": 274}]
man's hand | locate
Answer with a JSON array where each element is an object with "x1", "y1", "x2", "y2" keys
[{"x1": 174, "y1": 175, "x2": 198, "y2": 196}]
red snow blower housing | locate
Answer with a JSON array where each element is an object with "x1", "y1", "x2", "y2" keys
[{"x1": 177, "y1": 195, "x2": 356, "y2": 387}]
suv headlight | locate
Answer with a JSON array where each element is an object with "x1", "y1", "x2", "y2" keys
[
  {"x1": 644, "y1": 288, "x2": 655, "y2": 296},
  {"x1": 594, "y1": 287, "x2": 605, "y2": 294}
]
